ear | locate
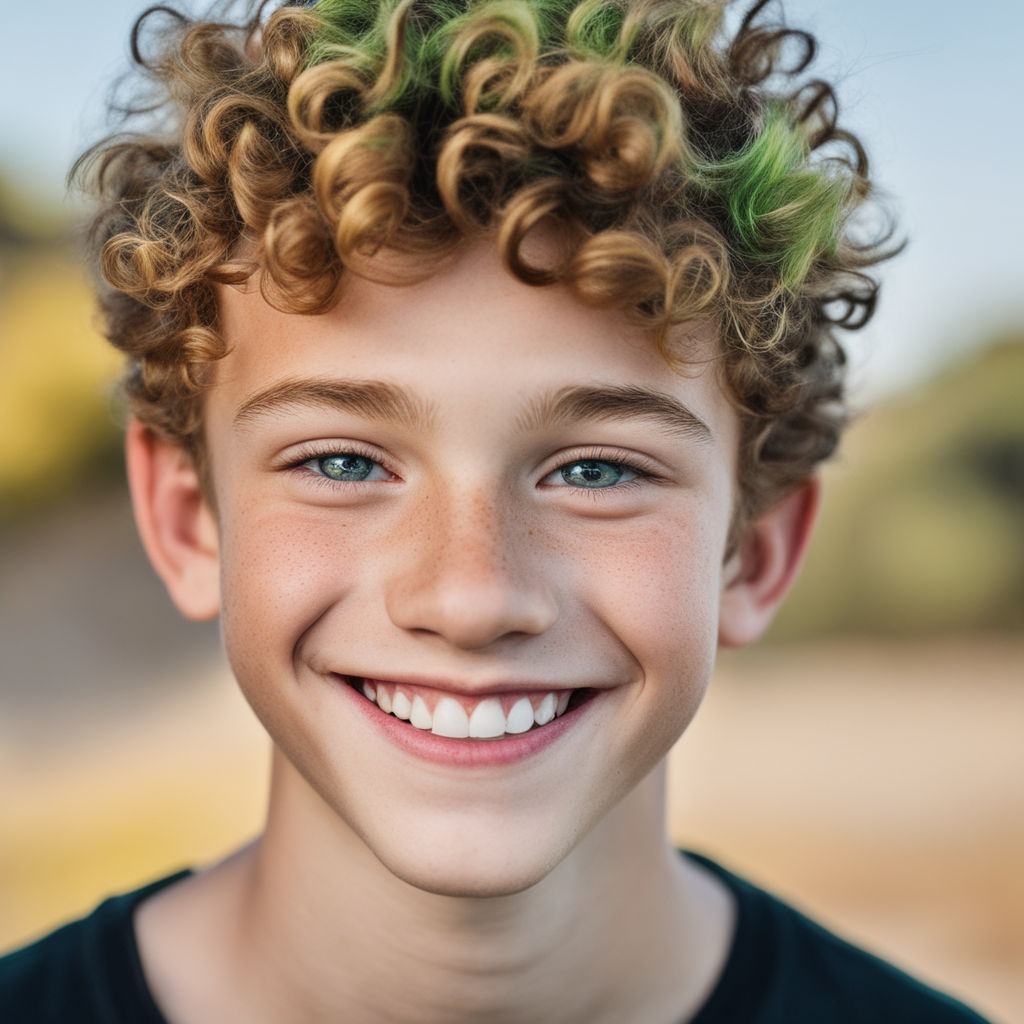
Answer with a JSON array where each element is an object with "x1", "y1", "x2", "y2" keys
[
  {"x1": 718, "y1": 478, "x2": 819, "y2": 648},
  {"x1": 125, "y1": 419, "x2": 220, "y2": 621}
]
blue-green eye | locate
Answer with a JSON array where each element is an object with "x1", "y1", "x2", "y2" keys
[
  {"x1": 307, "y1": 454, "x2": 378, "y2": 482},
  {"x1": 559, "y1": 459, "x2": 633, "y2": 488}
]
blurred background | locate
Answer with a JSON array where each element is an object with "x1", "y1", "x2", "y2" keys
[{"x1": 1, "y1": 1, "x2": 1021, "y2": 1020}]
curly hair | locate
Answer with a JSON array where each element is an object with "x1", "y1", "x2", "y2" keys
[{"x1": 75, "y1": 0, "x2": 896, "y2": 526}]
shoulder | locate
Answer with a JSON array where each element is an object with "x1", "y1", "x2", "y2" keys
[
  {"x1": 0, "y1": 871, "x2": 190, "y2": 1024},
  {"x1": 685, "y1": 851, "x2": 993, "y2": 1024}
]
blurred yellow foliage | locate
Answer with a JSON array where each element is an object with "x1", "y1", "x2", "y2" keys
[
  {"x1": 0, "y1": 254, "x2": 123, "y2": 506},
  {"x1": 772, "y1": 338, "x2": 1024, "y2": 638}
]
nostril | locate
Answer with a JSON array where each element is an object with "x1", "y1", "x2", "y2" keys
[{"x1": 386, "y1": 580, "x2": 559, "y2": 649}]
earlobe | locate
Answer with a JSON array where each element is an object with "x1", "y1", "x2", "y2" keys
[
  {"x1": 125, "y1": 419, "x2": 220, "y2": 621},
  {"x1": 718, "y1": 478, "x2": 819, "y2": 648}
]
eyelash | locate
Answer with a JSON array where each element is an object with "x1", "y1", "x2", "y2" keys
[
  {"x1": 285, "y1": 442, "x2": 393, "y2": 489},
  {"x1": 283, "y1": 444, "x2": 661, "y2": 492},
  {"x1": 545, "y1": 447, "x2": 661, "y2": 493}
]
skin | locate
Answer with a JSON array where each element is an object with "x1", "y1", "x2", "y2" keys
[{"x1": 128, "y1": 239, "x2": 817, "y2": 1023}]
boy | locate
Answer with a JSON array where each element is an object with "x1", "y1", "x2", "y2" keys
[{"x1": 0, "y1": 0, "x2": 992, "y2": 1020}]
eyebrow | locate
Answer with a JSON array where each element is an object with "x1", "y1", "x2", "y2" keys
[
  {"x1": 519, "y1": 385, "x2": 714, "y2": 443},
  {"x1": 234, "y1": 378, "x2": 436, "y2": 431},
  {"x1": 234, "y1": 377, "x2": 712, "y2": 444}
]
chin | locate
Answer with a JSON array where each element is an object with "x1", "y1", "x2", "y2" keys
[
  {"x1": 361, "y1": 812, "x2": 582, "y2": 900},
  {"x1": 376, "y1": 844, "x2": 563, "y2": 899}
]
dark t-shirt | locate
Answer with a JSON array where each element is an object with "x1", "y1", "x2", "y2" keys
[{"x1": 0, "y1": 854, "x2": 992, "y2": 1023}]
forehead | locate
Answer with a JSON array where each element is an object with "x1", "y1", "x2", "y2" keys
[{"x1": 211, "y1": 241, "x2": 735, "y2": 448}]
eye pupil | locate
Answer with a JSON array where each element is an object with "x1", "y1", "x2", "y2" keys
[
  {"x1": 318, "y1": 455, "x2": 374, "y2": 481},
  {"x1": 561, "y1": 460, "x2": 623, "y2": 488}
]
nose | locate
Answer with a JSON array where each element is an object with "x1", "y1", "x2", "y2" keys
[{"x1": 384, "y1": 488, "x2": 559, "y2": 650}]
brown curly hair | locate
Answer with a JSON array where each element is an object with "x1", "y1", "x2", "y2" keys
[{"x1": 74, "y1": 0, "x2": 896, "y2": 526}]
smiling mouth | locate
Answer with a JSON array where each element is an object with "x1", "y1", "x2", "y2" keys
[{"x1": 346, "y1": 677, "x2": 592, "y2": 740}]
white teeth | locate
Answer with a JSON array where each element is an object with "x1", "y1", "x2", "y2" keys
[
  {"x1": 410, "y1": 695, "x2": 433, "y2": 730},
  {"x1": 361, "y1": 682, "x2": 577, "y2": 737},
  {"x1": 468, "y1": 698, "x2": 507, "y2": 738},
  {"x1": 534, "y1": 693, "x2": 556, "y2": 726},
  {"x1": 432, "y1": 697, "x2": 470, "y2": 738},
  {"x1": 391, "y1": 690, "x2": 412, "y2": 720},
  {"x1": 505, "y1": 698, "x2": 534, "y2": 735}
]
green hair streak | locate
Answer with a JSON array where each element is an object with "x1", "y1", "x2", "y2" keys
[
  {"x1": 695, "y1": 103, "x2": 849, "y2": 290},
  {"x1": 564, "y1": 0, "x2": 628, "y2": 58},
  {"x1": 307, "y1": 0, "x2": 586, "y2": 112},
  {"x1": 305, "y1": 1, "x2": 850, "y2": 291}
]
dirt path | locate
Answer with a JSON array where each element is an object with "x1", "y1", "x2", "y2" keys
[{"x1": 670, "y1": 639, "x2": 1024, "y2": 1023}]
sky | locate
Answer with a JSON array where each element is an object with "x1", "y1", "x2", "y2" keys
[{"x1": 2, "y1": 0, "x2": 1022, "y2": 399}]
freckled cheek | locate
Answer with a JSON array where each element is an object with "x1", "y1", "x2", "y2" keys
[
  {"x1": 217, "y1": 507, "x2": 375, "y2": 676},
  {"x1": 572, "y1": 519, "x2": 722, "y2": 701}
]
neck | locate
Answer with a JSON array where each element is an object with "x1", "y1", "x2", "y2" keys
[{"x1": 215, "y1": 751, "x2": 732, "y2": 1024}]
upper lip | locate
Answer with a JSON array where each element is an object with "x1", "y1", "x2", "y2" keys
[{"x1": 339, "y1": 673, "x2": 590, "y2": 697}]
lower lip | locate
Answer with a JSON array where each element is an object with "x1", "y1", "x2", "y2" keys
[{"x1": 336, "y1": 676, "x2": 591, "y2": 767}]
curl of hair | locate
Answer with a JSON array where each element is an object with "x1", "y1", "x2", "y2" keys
[{"x1": 74, "y1": 0, "x2": 899, "y2": 523}]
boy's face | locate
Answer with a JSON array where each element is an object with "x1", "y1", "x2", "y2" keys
[{"x1": 164, "y1": 242, "x2": 758, "y2": 895}]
